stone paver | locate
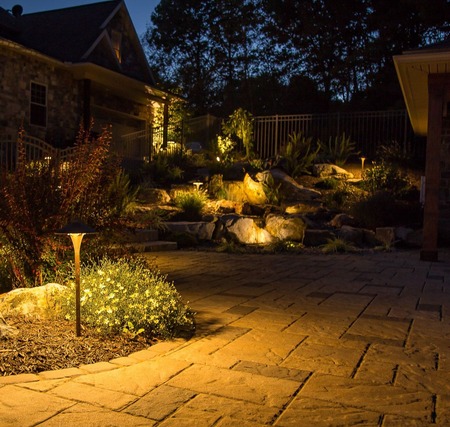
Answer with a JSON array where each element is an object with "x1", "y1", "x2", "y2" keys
[{"x1": 1, "y1": 249, "x2": 450, "y2": 426}]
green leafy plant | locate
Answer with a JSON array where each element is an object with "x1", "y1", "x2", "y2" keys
[
  {"x1": 216, "y1": 135, "x2": 236, "y2": 164},
  {"x1": 280, "y1": 132, "x2": 320, "y2": 177},
  {"x1": 265, "y1": 240, "x2": 304, "y2": 253},
  {"x1": 208, "y1": 174, "x2": 227, "y2": 199},
  {"x1": 315, "y1": 177, "x2": 340, "y2": 190},
  {"x1": 350, "y1": 191, "x2": 421, "y2": 229},
  {"x1": 173, "y1": 189, "x2": 209, "y2": 220},
  {"x1": 147, "y1": 152, "x2": 186, "y2": 184},
  {"x1": 216, "y1": 239, "x2": 247, "y2": 253},
  {"x1": 323, "y1": 181, "x2": 360, "y2": 211},
  {"x1": 262, "y1": 173, "x2": 282, "y2": 205},
  {"x1": 361, "y1": 161, "x2": 413, "y2": 198},
  {"x1": 58, "y1": 256, "x2": 195, "y2": 339},
  {"x1": 222, "y1": 108, "x2": 254, "y2": 159},
  {"x1": 377, "y1": 140, "x2": 411, "y2": 167},
  {"x1": 107, "y1": 169, "x2": 139, "y2": 217},
  {"x1": 321, "y1": 237, "x2": 357, "y2": 254},
  {"x1": 319, "y1": 133, "x2": 359, "y2": 166}
]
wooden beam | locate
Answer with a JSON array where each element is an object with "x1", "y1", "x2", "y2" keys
[{"x1": 421, "y1": 74, "x2": 448, "y2": 261}]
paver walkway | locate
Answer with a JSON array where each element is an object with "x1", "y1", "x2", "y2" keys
[{"x1": 1, "y1": 249, "x2": 450, "y2": 426}]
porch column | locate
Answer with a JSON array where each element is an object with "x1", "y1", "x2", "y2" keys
[
  {"x1": 82, "y1": 79, "x2": 91, "y2": 131},
  {"x1": 162, "y1": 101, "x2": 169, "y2": 150},
  {"x1": 420, "y1": 74, "x2": 446, "y2": 261}
]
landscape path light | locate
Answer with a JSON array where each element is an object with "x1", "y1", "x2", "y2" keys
[
  {"x1": 360, "y1": 156, "x2": 366, "y2": 175},
  {"x1": 55, "y1": 220, "x2": 96, "y2": 337}
]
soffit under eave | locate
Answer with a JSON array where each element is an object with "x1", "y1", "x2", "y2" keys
[
  {"x1": 69, "y1": 63, "x2": 168, "y2": 104},
  {"x1": 394, "y1": 52, "x2": 450, "y2": 136}
]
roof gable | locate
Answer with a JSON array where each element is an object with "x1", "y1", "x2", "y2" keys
[{"x1": 1, "y1": 0, "x2": 155, "y2": 85}]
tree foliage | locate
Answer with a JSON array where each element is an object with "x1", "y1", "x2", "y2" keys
[{"x1": 145, "y1": 0, "x2": 450, "y2": 115}]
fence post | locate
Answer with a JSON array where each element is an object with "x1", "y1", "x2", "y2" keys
[{"x1": 275, "y1": 115, "x2": 279, "y2": 155}]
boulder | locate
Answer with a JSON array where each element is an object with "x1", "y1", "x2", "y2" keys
[
  {"x1": 220, "y1": 214, "x2": 275, "y2": 244},
  {"x1": 338, "y1": 225, "x2": 364, "y2": 246},
  {"x1": 243, "y1": 173, "x2": 268, "y2": 205},
  {"x1": 363, "y1": 229, "x2": 382, "y2": 247},
  {"x1": 395, "y1": 227, "x2": 422, "y2": 247},
  {"x1": 312, "y1": 163, "x2": 354, "y2": 179},
  {"x1": 165, "y1": 221, "x2": 216, "y2": 241},
  {"x1": 257, "y1": 169, "x2": 321, "y2": 202},
  {"x1": 283, "y1": 202, "x2": 322, "y2": 215},
  {"x1": 0, "y1": 283, "x2": 66, "y2": 319},
  {"x1": 304, "y1": 229, "x2": 336, "y2": 247},
  {"x1": 329, "y1": 213, "x2": 357, "y2": 228},
  {"x1": 265, "y1": 214, "x2": 306, "y2": 242}
]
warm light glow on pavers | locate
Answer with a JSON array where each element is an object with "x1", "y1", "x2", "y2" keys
[{"x1": 2, "y1": 250, "x2": 450, "y2": 425}]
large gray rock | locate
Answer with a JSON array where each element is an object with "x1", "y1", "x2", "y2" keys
[
  {"x1": 0, "y1": 283, "x2": 66, "y2": 319},
  {"x1": 395, "y1": 227, "x2": 423, "y2": 247},
  {"x1": 257, "y1": 169, "x2": 321, "y2": 202},
  {"x1": 265, "y1": 214, "x2": 306, "y2": 242},
  {"x1": 329, "y1": 213, "x2": 357, "y2": 228},
  {"x1": 312, "y1": 163, "x2": 354, "y2": 179},
  {"x1": 165, "y1": 221, "x2": 216, "y2": 241},
  {"x1": 304, "y1": 229, "x2": 336, "y2": 246},
  {"x1": 338, "y1": 225, "x2": 364, "y2": 246},
  {"x1": 220, "y1": 215, "x2": 275, "y2": 244}
]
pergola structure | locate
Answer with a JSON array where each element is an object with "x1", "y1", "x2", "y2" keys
[{"x1": 394, "y1": 40, "x2": 450, "y2": 261}]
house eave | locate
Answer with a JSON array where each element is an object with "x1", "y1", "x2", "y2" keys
[
  {"x1": 394, "y1": 51, "x2": 450, "y2": 136},
  {"x1": 68, "y1": 62, "x2": 168, "y2": 104}
]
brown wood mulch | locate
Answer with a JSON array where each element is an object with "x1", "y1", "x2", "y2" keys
[{"x1": 0, "y1": 316, "x2": 154, "y2": 377}]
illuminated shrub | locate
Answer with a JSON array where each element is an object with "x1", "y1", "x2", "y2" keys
[
  {"x1": 59, "y1": 257, "x2": 195, "y2": 339},
  {"x1": 173, "y1": 189, "x2": 208, "y2": 220}
]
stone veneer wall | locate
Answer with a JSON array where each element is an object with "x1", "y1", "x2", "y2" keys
[
  {"x1": 1, "y1": 48, "x2": 153, "y2": 149},
  {"x1": 0, "y1": 48, "x2": 81, "y2": 147}
]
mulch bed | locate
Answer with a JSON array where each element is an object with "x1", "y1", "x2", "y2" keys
[{"x1": 0, "y1": 316, "x2": 154, "y2": 377}]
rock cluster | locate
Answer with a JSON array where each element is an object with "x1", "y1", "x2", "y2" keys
[{"x1": 154, "y1": 165, "x2": 422, "y2": 249}]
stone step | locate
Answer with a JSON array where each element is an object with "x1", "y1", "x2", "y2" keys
[
  {"x1": 123, "y1": 241, "x2": 178, "y2": 253},
  {"x1": 119, "y1": 229, "x2": 159, "y2": 243}
]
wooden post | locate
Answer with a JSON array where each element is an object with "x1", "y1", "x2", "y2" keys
[
  {"x1": 162, "y1": 101, "x2": 169, "y2": 150},
  {"x1": 421, "y1": 74, "x2": 447, "y2": 261}
]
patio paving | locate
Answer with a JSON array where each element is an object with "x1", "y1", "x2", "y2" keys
[{"x1": 1, "y1": 249, "x2": 450, "y2": 426}]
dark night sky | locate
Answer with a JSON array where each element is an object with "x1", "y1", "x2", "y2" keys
[{"x1": 1, "y1": 0, "x2": 158, "y2": 37}]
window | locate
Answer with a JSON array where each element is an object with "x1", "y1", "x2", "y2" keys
[
  {"x1": 111, "y1": 30, "x2": 122, "y2": 63},
  {"x1": 30, "y1": 82, "x2": 47, "y2": 127}
]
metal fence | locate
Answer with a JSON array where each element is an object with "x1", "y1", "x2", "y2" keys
[
  {"x1": 186, "y1": 110, "x2": 423, "y2": 162},
  {"x1": 0, "y1": 109, "x2": 424, "y2": 171},
  {"x1": 253, "y1": 110, "x2": 419, "y2": 160},
  {"x1": 0, "y1": 134, "x2": 75, "y2": 172}
]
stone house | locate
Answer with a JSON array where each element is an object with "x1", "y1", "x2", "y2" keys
[
  {"x1": 0, "y1": 0, "x2": 170, "y2": 160},
  {"x1": 394, "y1": 39, "x2": 450, "y2": 260}
]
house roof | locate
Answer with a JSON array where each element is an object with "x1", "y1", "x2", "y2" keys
[
  {"x1": 0, "y1": 0, "x2": 156, "y2": 87},
  {"x1": 394, "y1": 39, "x2": 450, "y2": 136}
]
